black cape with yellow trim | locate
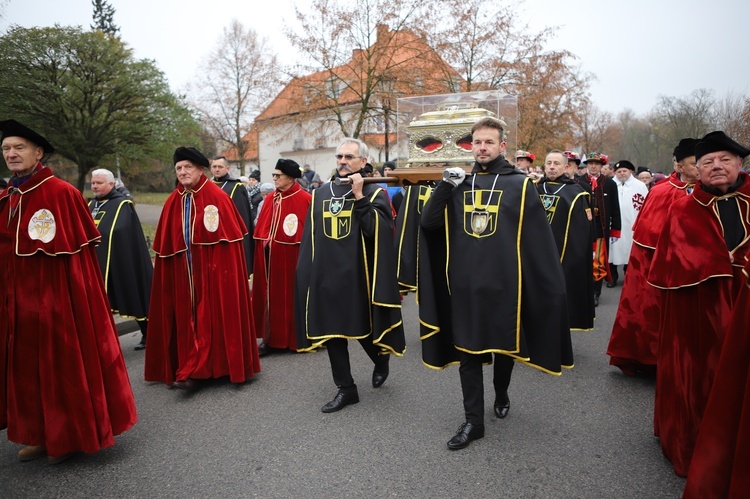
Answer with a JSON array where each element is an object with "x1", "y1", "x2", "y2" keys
[
  {"x1": 418, "y1": 157, "x2": 573, "y2": 374},
  {"x1": 294, "y1": 179, "x2": 406, "y2": 356},
  {"x1": 214, "y1": 174, "x2": 254, "y2": 278},
  {"x1": 395, "y1": 184, "x2": 434, "y2": 294},
  {"x1": 89, "y1": 188, "x2": 153, "y2": 320},
  {"x1": 537, "y1": 176, "x2": 595, "y2": 331}
]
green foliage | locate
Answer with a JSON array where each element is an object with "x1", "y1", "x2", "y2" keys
[{"x1": 0, "y1": 25, "x2": 203, "y2": 191}]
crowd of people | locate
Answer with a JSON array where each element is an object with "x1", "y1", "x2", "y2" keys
[{"x1": 1, "y1": 117, "x2": 748, "y2": 497}]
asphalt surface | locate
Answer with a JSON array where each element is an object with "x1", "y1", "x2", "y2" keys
[{"x1": 1, "y1": 283, "x2": 685, "y2": 498}]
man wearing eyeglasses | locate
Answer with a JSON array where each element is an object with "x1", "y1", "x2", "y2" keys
[
  {"x1": 295, "y1": 138, "x2": 405, "y2": 413},
  {"x1": 647, "y1": 131, "x2": 750, "y2": 477},
  {"x1": 253, "y1": 159, "x2": 311, "y2": 356}
]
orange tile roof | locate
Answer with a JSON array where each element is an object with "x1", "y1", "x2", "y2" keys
[
  {"x1": 255, "y1": 26, "x2": 462, "y2": 123},
  {"x1": 220, "y1": 128, "x2": 259, "y2": 162}
]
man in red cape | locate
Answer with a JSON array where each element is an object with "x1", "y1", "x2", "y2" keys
[
  {"x1": 253, "y1": 159, "x2": 311, "y2": 354},
  {"x1": 145, "y1": 147, "x2": 260, "y2": 391},
  {"x1": 647, "y1": 131, "x2": 750, "y2": 477},
  {"x1": 0, "y1": 120, "x2": 137, "y2": 463},
  {"x1": 607, "y1": 138, "x2": 699, "y2": 375},
  {"x1": 683, "y1": 258, "x2": 750, "y2": 498}
]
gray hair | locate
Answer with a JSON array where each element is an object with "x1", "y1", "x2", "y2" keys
[
  {"x1": 260, "y1": 182, "x2": 275, "y2": 194},
  {"x1": 337, "y1": 138, "x2": 369, "y2": 161},
  {"x1": 91, "y1": 168, "x2": 115, "y2": 183}
]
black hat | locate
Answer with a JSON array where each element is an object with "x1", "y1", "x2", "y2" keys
[
  {"x1": 0, "y1": 119, "x2": 54, "y2": 154},
  {"x1": 275, "y1": 158, "x2": 302, "y2": 178},
  {"x1": 694, "y1": 131, "x2": 750, "y2": 160},
  {"x1": 673, "y1": 138, "x2": 699, "y2": 162},
  {"x1": 636, "y1": 166, "x2": 651, "y2": 175},
  {"x1": 614, "y1": 160, "x2": 635, "y2": 171},
  {"x1": 173, "y1": 147, "x2": 209, "y2": 168},
  {"x1": 248, "y1": 169, "x2": 261, "y2": 181}
]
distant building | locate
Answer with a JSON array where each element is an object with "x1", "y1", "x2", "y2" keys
[{"x1": 253, "y1": 24, "x2": 463, "y2": 181}]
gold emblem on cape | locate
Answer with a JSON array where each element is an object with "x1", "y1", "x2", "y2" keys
[
  {"x1": 203, "y1": 204, "x2": 219, "y2": 232},
  {"x1": 283, "y1": 213, "x2": 298, "y2": 236},
  {"x1": 28, "y1": 208, "x2": 56, "y2": 243},
  {"x1": 463, "y1": 189, "x2": 502, "y2": 238},
  {"x1": 540, "y1": 194, "x2": 560, "y2": 223},
  {"x1": 323, "y1": 198, "x2": 353, "y2": 240}
]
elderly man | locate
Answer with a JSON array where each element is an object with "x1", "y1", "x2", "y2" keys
[
  {"x1": 607, "y1": 160, "x2": 649, "y2": 287},
  {"x1": 578, "y1": 152, "x2": 621, "y2": 306},
  {"x1": 636, "y1": 167, "x2": 654, "y2": 189},
  {"x1": 537, "y1": 149, "x2": 595, "y2": 330},
  {"x1": 647, "y1": 131, "x2": 750, "y2": 477},
  {"x1": 419, "y1": 118, "x2": 573, "y2": 450},
  {"x1": 0, "y1": 120, "x2": 136, "y2": 463},
  {"x1": 607, "y1": 139, "x2": 699, "y2": 375},
  {"x1": 211, "y1": 155, "x2": 254, "y2": 278},
  {"x1": 145, "y1": 147, "x2": 260, "y2": 391},
  {"x1": 295, "y1": 138, "x2": 405, "y2": 413},
  {"x1": 89, "y1": 168, "x2": 153, "y2": 350},
  {"x1": 253, "y1": 159, "x2": 312, "y2": 354}
]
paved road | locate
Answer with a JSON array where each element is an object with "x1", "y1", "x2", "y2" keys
[
  {"x1": 134, "y1": 202, "x2": 163, "y2": 226},
  {"x1": 1, "y1": 286, "x2": 685, "y2": 498}
]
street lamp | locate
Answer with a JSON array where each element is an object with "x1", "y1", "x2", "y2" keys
[{"x1": 379, "y1": 76, "x2": 397, "y2": 162}]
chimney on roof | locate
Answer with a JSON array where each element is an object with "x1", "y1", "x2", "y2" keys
[
  {"x1": 377, "y1": 23, "x2": 389, "y2": 42},
  {"x1": 352, "y1": 48, "x2": 363, "y2": 60}
]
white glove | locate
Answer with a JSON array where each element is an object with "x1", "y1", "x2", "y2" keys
[
  {"x1": 610, "y1": 237, "x2": 619, "y2": 245},
  {"x1": 442, "y1": 167, "x2": 466, "y2": 187}
]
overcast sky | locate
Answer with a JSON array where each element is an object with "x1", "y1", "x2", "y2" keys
[{"x1": 2, "y1": 0, "x2": 748, "y2": 116}]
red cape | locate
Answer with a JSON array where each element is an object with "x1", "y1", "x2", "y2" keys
[
  {"x1": 607, "y1": 172, "x2": 692, "y2": 372},
  {"x1": 647, "y1": 172, "x2": 750, "y2": 476},
  {"x1": 145, "y1": 175, "x2": 260, "y2": 384},
  {"x1": 684, "y1": 261, "x2": 750, "y2": 498},
  {"x1": 0, "y1": 166, "x2": 137, "y2": 457},
  {"x1": 252, "y1": 183, "x2": 311, "y2": 350}
]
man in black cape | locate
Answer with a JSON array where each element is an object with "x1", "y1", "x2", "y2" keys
[
  {"x1": 419, "y1": 117, "x2": 573, "y2": 450},
  {"x1": 394, "y1": 184, "x2": 434, "y2": 294},
  {"x1": 210, "y1": 155, "x2": 254, "y2": 277},
  {"x1": 295, "y1": 138, "x2": 405, "y2": 413},
  {"x1": 89, "y1": 168, "x2": 153, "y2": 349},
  {"x1": 537, "y1": 150, "x2": 595, "y2": 330}
]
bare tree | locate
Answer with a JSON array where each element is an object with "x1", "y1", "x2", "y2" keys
[
  {"x1": 190, "y1": 19, "x2": 280, "y2": 173},
  {"x1": 284, "y1": 0, "x2": 449, "y2": 140}
]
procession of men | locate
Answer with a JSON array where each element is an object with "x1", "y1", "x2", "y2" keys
[{"x1": 2, "y1": 117, "x2": 749, "y2": 497}]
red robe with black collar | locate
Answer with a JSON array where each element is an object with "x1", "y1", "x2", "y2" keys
[
  {"x1": 607, "y1": 171, "x2": 692, "y2": 373},
  {"x1": 0, "y1": 165, "x2": 137, "y2": 458},
  {"x1": 252, "y1": 182, "x2": 311, "y2": 350},
  {"x1": 145, "y1": 175, "x2": 260, "y2": 385},
  {"x1": 647, "y1": 171, "x2": 750, "y2": 477}
]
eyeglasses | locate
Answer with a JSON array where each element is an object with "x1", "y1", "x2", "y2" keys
[
  {"x1": 271, "y1": 173, "x2": 282, "y2": 178},
  {"x1": 335, "y1": 154, "x2": 361, "y2": 161}
]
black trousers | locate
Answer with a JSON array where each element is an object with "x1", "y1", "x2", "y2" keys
[
  {"x1": 326, "y1": 337, "x2": 387, "y2": 389},
  {"x1": 458, "y1": 350, "x2": 514, "y2": 425},
  {"x1": 609, "y1": 263, "x2": 627, "y2": 283}
]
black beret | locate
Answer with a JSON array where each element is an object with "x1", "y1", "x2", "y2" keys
[
  {"x1": 248, "y1": 169, "x2": 261, "y2": 181},
  {"x1": 636, "y1": 166, "x2": 651, "y2": 175},
  {"x1": 0, "y1": 119, "x2": 54, "y2": 154},
  {"x1": 672, "y1": 138, "x2": 699, "y2": 162},
  {"x1": 174, "y1": 147, "x2": 209, "y2": 168},
  {"x1": 614, "y1": 160, "x2": 635, "y2": 171},
  {"x1": 275, "y1": 158, "x2": 302, "y2": 178},
  {"x1": 695, "y1": 131, "x2": 750, "y2": 160}
]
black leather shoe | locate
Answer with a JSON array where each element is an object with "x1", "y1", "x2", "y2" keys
[
  {"x1": 606, "y1": 280, "x2": 617, "y2": 288},
  {"x1": 134, "y1": 337, "x2": 146, "y2": 351},
  {"x1": 594, "y1": 295, "x2": 599, "y2": 307},
  {"x1": 372, "y1": 361, "x2": 389, "y2": 388},
  {"x1": 447, "y1": 422, "x2": 485, "y2": 450},
  {"x1": 258, "y1": 342, "x2": 269, "y2": 357},
  {"x1": 321, "y1": 387, "x2": 359, "y2": 413},
  {"x1": 494, "y1": 393, "x2": 510, "y2": 419},
  {"x1": 173, "y1": 378, "x2": 197, "y2": 391}
]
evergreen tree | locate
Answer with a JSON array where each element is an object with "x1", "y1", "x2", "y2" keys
[{"x1": 91, "y1": 0, "x2": 120, "y2": 36}]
